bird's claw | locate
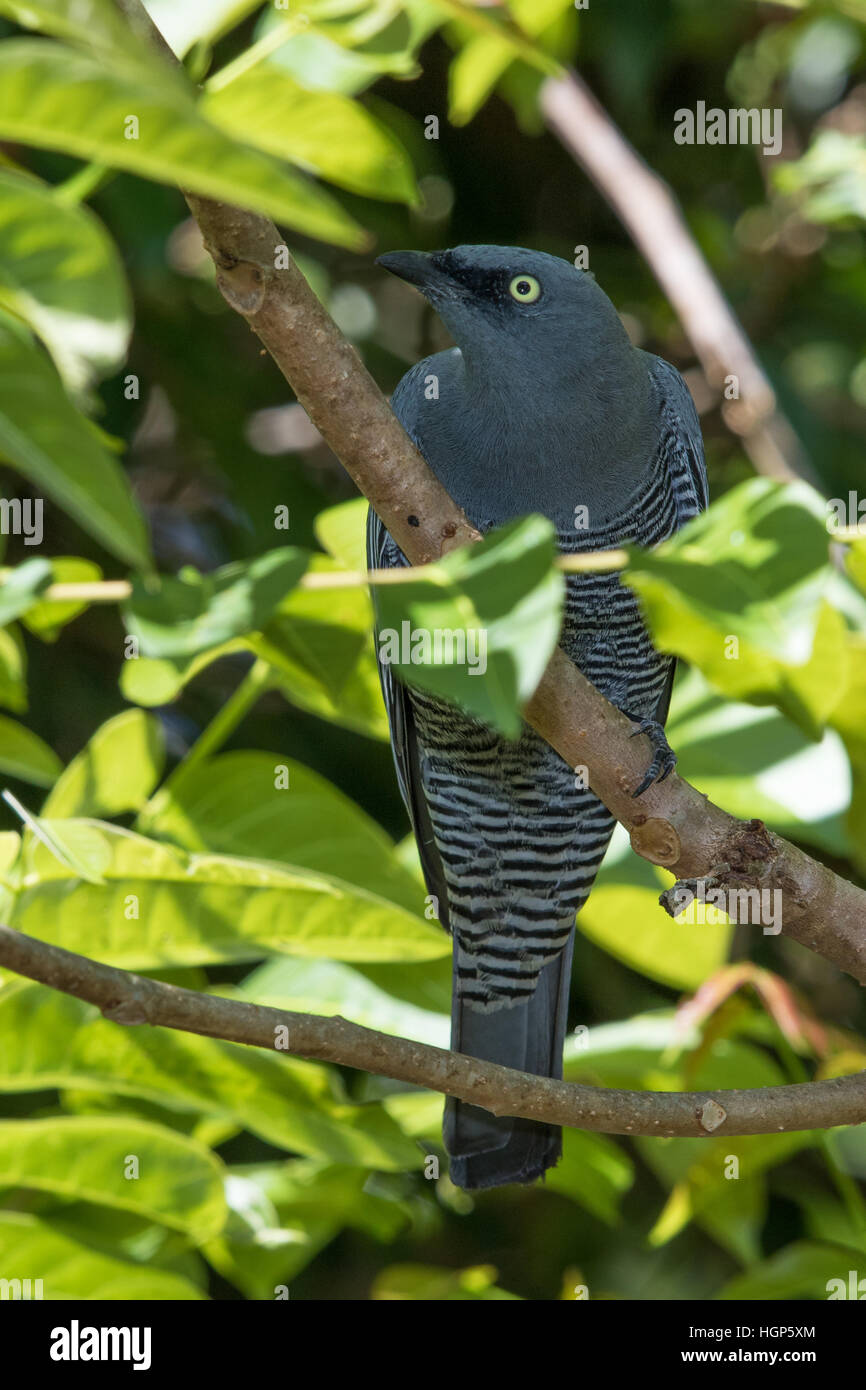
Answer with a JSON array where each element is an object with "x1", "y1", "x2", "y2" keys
[{"x1": 629, "y1": 718, "x2": 676, "y2": 798}]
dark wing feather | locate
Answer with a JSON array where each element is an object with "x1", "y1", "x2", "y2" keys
[
  {"x1": 647, "y1": 355, "x2": 710, "y2": 725},
  {"x1": 366, "y1": 366, "x2": 452, "y2": 932}
]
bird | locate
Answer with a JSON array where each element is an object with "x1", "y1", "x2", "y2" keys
[{"x1": 368, "y1": 245, "x2": 708, "y2": 1190}]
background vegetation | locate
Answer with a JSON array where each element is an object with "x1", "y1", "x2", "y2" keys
[{"x1": 0, "y1": 0, "x2": 864, "y2": 1300}]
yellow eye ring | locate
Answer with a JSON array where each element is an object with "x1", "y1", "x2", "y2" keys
[{"x1": 509, "y1": 274, "x2": 541, "y2": 303}]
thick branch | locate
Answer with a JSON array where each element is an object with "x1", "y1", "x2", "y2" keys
[{"x1": 1, "y1": 925, "x2": 862, "y2": 1138}]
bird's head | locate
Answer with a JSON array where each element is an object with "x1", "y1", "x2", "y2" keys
[{"x1": 376, "y1": 244, "x2": 629, "y2": 381}]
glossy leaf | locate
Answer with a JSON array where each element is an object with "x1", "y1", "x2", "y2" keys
[
  {"x1": 0, "y1": 1211, "x2": 205, "y2": 1299},
  {"x1": 0, "y1": 1115, "x2": 226, "y2": 1242},
  {"x1": 42, "y1": 709, "x2": 164, "y2": 819},
  {"x1": 10, "y1": 819, "x2": 450, "y2": 966},
  {"x1": 0, "y1": 167, "x2": 131, "y2": 392},
  {"x1": 0, "y1": 320, "x2": 151, "y2": 568},
  {"x1": 0, "y1": 40, "x2": 369, "y2": 250},
  {"x1": 373, "y1": 515, "x2": 564, "y2": 737},
  {"x1": 124, "y1": 549, "x2": 308, "y2": 658},
  {"x1": 0, "y1": 712, "x2": 61, "y2": 787},
  {"x1": 0, "y1": 981, "x2": 423, "y2": 1168},
  {"x1": 204, "y1": 68, "x2": 418, "y2": 203}
]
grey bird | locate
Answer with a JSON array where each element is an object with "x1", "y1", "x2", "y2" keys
[{"x1": 369, "y1": 246, "x2": 708, "y2": 1190}]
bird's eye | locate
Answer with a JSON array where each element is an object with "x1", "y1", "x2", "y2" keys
[{"x1": 508, "y1": 274, "x2": 541, "y2": 304}]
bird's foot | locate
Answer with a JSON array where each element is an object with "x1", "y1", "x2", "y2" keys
[{"x1": 627, "y1": 717, "x2": 677, "y2": 798}]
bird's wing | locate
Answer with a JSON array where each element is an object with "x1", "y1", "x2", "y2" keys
[
  {"x1": 646, "y1": 355, "x2": 710, "y2": 725},
  {"x1": 648, "y1": 353, "x2": 710, "y2": 517},
  {"x1": 366, "y1": 363, "x2": 451, "y2": 931}
]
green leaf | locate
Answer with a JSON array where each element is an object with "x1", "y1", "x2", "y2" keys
[
  {"x1": 448, "y1": 33, "x2": 514, "y2": 126},
  {"x1": 250, "y1": 559, "x2": 389, "y2": 738},
  {"x1": 0, "y1": 40, "x2": 369, "y2": 250},
  {"x1": 373, "y1": 515, "x2": 564, "y2": 737},
  {"x1": 42, "y1": 710, "x2": 164, "y2": 819},
  {"x1": 0, "y1": 981, "x2": 423, "y2": 1168},
  {"x1": 0, "y1": 623, "x2": 27, "y2": 712},
  {"x1": 9, "y1": 819, "x2": 450, "y2": 966},
  {"x1": 20, "y1": 556, "x2": 102, "y2": 641},
  {"x1": 0, "y1": 1211, "x2": 205, "y2": 1299},
  {"x1": 204, "y1": 68, "x2": 418, "y2": 203},
  {"x1": 314, "y1": 495, "x2": 369, "y2": 572},
  {"x1": 124, "y1": 548, "x2": 309, "y2": 658},
  {"x1": 0, "y1": 1116, "x2": 226, "y2": 1243},
  {"x1": 0, "y1": 167, "x2": 131, "y2": 393},
  {"x1": 718, "y1": 1240, "x2": 863, "y2": 1300},
  {"x1": 0, "y1": 557, "x2": 52, "y2": 624},
  {"x1": 669, "y1": 667, "x2": 853, "y2": 857},
  {"x1": 543, "y1": 1128, "x2": 634, "y2": 1225},
  {"x1": 0, "y1": 321, "x2": 150, "y2": 568},
  {"x1": 0, "y1": 0, "x2": 154, "y2": 64},
  {"x1": 625, "y1": 479, "x2": 847, "y2": 739},
  {"x1": 372, "y1": 1262, "x2": 521, "y2": 1300},
  {"x1": 775, "y1": 131, "x2": 866, "y2": 224},
  {"x1": 577, "y1": 826, "x2": 732, "y2": 990},
  {"x1": 140, "y1": 750, "x2": 425, "y2": 913},
  {"x1": 146, "y1": 0, "x2": 264, "y2": 58},
  {"x1": 0, "y1": 712, "x2": 61, "y2": 787},
  {"x1": 235, "y1": 956, "x2": 450, "y2": 1047},
  {"x1": 118, "y1": 639, "x2": 247, "y2": 707}
]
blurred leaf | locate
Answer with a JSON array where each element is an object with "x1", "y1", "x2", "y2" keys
[
  {"x1": 775, "y1": 131, "x2": 866, "y2": 223},
  {"x1": 145, "y1": 0, "x2": 264, "y2": 57},
  {"x1": 0, "y1": 981, "x2": 423, "y2": 1168},
  {"x1": 577, "y1": 827, "x2": 732, "y2": 990},
  {"x1": 42, "y1": 709, "x2": 164, "y2": 819},
  {"x1": 20, "y1": 556, "x2": 103, "y2": 641},
  {"x1": 0, "y1": 168, "x2": 131, "y2": 394},
  {"x1": 235, "y1": 956, "x2": 449, "y2": 1047},
  {"x1": 10, "y1": 819, "x2": 450, "y2": 965},
  {"x1": 0, "y1": 557, "x2": 52, "y2": 624},
  {"x1": 0, "y1": 712, "x2": 61, "y2": 787},
  {"x1": 448, "y1": 33, "x2": 514, "y2": 125},
  {"x1": 669, "y1": 666, "x2": 852, "y2": 856},
  {"x1": 0, "y1": 0, "x2": 156, "y2": 64},
  {"x1": 251, "y1": 562, "x2": 388, "y2": 739},
  {"x1": 625, "y1": 479, "x2": 847, "y2": 739},
  {"x1": 314, "y1": 496, "x2": 369, "y2": 572},
  {"x1": 124, "y1": 549, "x2": 308, "y2": 658},
  {"x1": 544, "y1": 1128, "x2": 634, "y2": 1225},
  {"x1": 372, "y1": 1262, "x2": 521, "y2": 1300},
  {"x1": 0, "y1": 40, "x2": 369, "y2": 250},
  {"x1": 0, "y1": 1115, "x2": 226, "y2": 1242},
  {"x1": 0, "y1": 1211, "x2": 205, "y2": 1298},
  {"x1": 374, "y1": 515, "x2": 563, "y2": 737},
  {"x1": 204, "y1": 69, "x2": 418, "y2": 203},
  {"x1": 0, "y1": 320, "x2": 150, "y2": 568},
  {"x1": 648, "y1": 1132, "x2": 817, "y2": 1247},
  {"x1": 719, "y1": 1241, "x2": 863, "y2": 1300},
  {"x1": 0, "y1": 623, "x2": 26, "y2": 713}
]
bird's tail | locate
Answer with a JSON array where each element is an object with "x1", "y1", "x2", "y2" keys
[{"x1": 444, "y1": 932, "x2": 574, "y2": 1190}]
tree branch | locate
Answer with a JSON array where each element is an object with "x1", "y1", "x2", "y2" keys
[
  {"x1": 540, "y1": 69, "x2": 817, "y2": 487},
  {"x1": 0, "y1": 925, "x2": 862, "y2": 1138}
]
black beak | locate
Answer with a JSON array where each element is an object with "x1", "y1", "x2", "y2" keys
[{"x1": 376, "y1": 250, "x2": 449, "y2": 293}]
